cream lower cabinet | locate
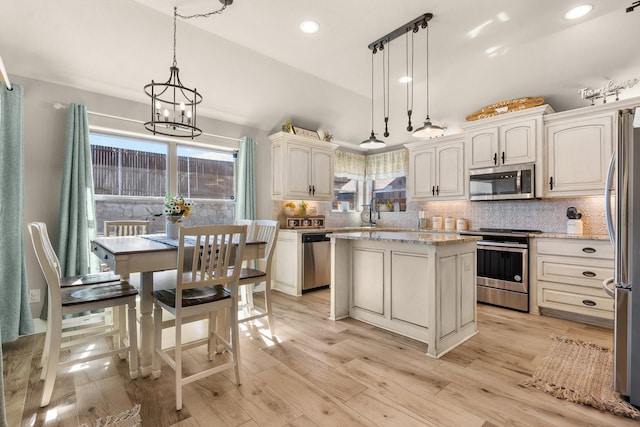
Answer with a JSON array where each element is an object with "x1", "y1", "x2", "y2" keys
[
  {"x1": 269, "y1": 131, "x2": 338, "y2": 201},
  {"x1": 405, "y1": 135, "x2": 465, "y2": 201},
  {"x1": 543, "y1": 111, "x2": 615, "y2": 197},
  {"x1": 332, "y1": 236, "x2": 477, "y2": 358},
  {"x1": 272, "y1": 230, "x2": 302, "y2": 296},
  {"x1": 532, "y1": 238, "x2": 614, "y2": 324}
]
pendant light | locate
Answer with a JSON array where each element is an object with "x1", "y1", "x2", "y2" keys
[
  {"x1": 412, "y1": 20, "x2": 444, "y2": 139},
  {"x1": 361, "y1": 51, "x2": 385, "y2": 149},
  {"x1": 144, "y1": 1, "x2": 232, "y2": 138}
]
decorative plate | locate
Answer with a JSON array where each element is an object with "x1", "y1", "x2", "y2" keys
[{"x1": 466, "y1": 97, "x2": 545, "y2": 121}]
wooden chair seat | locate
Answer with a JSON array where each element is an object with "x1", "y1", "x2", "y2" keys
[
  {"x1": 62, "y1": 281, "x2": 138, "y2": 305},
  {"x1": 60, "y1": 272, "x2": 121, "y2": 287},
  {"x1": 238, "y1": 268, "x2": 266, "y2": 281},
  {"x1": 153, "y1": 285, "x2": 230, "y2": 308}
]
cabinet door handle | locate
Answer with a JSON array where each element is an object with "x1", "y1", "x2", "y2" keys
[
  {"x1": 501, "y1": 151, "x2": 505, "y2": 164},
  {"x1": 582, "y1": 247, "x2": 596, "y2": 253},
  {"x1": 432, "y1": 186, "x2": 435, "y2": 196},
  {"x1": 312, "y1": 185, "x2": 316, "y2": 195},
  {"x1": 582, "y1": 299, "x2": 597, "y2": 307},
  {"x1": 549, "y1": 176, "x2": 554, "y2": 191},
  {"x1": 493, "y1": 153, "x2": 497, "y2": 165},
  {"x1": 436, "y1": 185, "x2": 440, "y2": 196},
  {"x1": 308, "y1": 185, "x2": 312, "y2": 195},
  {"x1": 582, "y1": 271, "x2": 596, "y2": 277}
]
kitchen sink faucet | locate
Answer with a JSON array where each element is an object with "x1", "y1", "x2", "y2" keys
[{"x1": 369, "y1": 197, "x2": 380, "y2": 227}]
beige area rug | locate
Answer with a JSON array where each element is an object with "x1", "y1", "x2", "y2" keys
[
  {"x1": 522, "y1": 336, "x2": 640, "y2": 420},
  {"x1": 78, "y1": 404, "x2": 141, "y2": 427}
]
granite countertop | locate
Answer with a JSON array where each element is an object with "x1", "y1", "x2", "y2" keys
[
  {"x1": 329, "y1": 231, "x2": 481, "y2": 246},
  {"x1": 534, "y1": 232, "x2": 610, "y2": 241}
]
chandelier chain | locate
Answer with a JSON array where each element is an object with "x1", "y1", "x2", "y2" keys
[
  {"x1": 175, "y1": 4, "x2": 228, "y2": 20},
  {"x1": 173, "y1": 4, "x2": 229, "y2": 67}
]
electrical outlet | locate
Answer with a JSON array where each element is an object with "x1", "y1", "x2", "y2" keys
[{"x1": 29, "y1": 289, "x2": 41, "y2": 303}]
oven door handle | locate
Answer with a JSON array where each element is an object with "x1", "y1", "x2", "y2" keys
[{"x1": 477, "y1": 241, "x2": 528, "y2": 251}]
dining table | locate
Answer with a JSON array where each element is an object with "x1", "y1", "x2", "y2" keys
[{"x1": 91, "y1": 233, "x2": 265, "y2": 377}]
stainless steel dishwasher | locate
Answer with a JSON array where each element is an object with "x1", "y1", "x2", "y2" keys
[{"x1": 301, "y1": 232, "x2": 331, "y2": 292}]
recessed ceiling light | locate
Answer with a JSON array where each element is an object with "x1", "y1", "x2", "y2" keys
[
  {"x1": 300, "y1": 20, "x2": 319, "y2": 34},
  {"x1": 399, "y1": 76, "x2": 412, "y2": 83},
  {"x1": 564, "y1": 4, "x2": 593, "y2": 20}
]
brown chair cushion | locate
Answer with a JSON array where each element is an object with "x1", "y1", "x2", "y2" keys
[
  {"x1": 62, "y1": 281, "x2": 137, "y2": 306},
  {"x1": 153, "y1": 285, "x2": 230, "y2": 308},
  {"x1": 239, "y1": 268, "x2": 266, "y2": 280},
  {"x1": 60, "y1": 272, "x2": 121, "y2": 288}
]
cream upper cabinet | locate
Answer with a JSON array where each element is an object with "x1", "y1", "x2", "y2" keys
[
  {"x1": 463, "y1": 105, "x2": 553, "y2": 169},
  {"x1": 405, "y1": 135, "x2": 465, "y2": 201},
  {"x1": 543, "y1": 111, "x2": 615, "y2": 197},
  {"x1": 269, "y1": 131, "x2": 338, "y2": 201}
]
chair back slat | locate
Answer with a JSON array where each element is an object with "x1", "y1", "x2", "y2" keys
[
  {"x1": 235, "y1": 219, "x2": 255, "y2": 240},
  {"x1": 104, "y1": 220, "x2": 150, "y2": 237},
  {"x1": 27, "y1": 222, "x2": 63, "y2": 306},
  {"x1": 253, "y1": 220, "x2": 279, "y2": 264}
]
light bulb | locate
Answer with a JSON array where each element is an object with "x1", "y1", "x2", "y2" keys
[
  {"x1": 180, "y1": 102, "x2": 185, "y2": 111},
  {"x1": 163, "y1": 109, "x2": 169, "y2": 118},
  {"x1": 155, "y1": 101, "x2": 161, "y2": 110}
]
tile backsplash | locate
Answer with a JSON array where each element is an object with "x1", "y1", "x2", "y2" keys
[{"x1": 274, "y1": 196, "x2": 609, "y2": 235}]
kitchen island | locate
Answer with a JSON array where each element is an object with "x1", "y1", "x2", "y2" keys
[{"x1": 330, "y1": 231, "x2": 480, "y2": 358}]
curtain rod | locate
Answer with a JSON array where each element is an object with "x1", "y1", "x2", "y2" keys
[
  {"x1": 52, "y1": 102, "x2": 242, "y2": 142},
  {"x1": 0, "y1": 55, "x2": 12, "y2": 90}
]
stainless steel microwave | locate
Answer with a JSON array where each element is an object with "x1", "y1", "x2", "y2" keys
[{"x1": 469, "y1": 163, "x2": 536, "y2": 201}]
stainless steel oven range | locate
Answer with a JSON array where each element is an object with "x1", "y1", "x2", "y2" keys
[{"x1": 460, "y1": 228, "x2": 541, "y2": 312}]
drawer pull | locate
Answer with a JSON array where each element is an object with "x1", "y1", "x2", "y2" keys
[
  {"x1": 582, "y1": 271, "x2": 596, "y2": 278},
  {"x1": 582, "y1": 247, "x2": 596, "y2": 254},
  {"x1": 582, "y1": 299, "x2": 597, "y2": 307}
]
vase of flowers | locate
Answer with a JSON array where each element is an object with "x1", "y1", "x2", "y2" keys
[
  {"x1": 163, "y1": 195, "x2": 194, "y2": 239},
  {"x1": 284, "y1": 201, "x2": 296, "y2": 217},
  {"x1": 298, "y1": 200, "x2": 308, "y2": 217}
]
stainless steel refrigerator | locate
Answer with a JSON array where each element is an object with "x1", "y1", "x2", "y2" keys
[{"x1": 604, "y1": 107, "x2": 640, "y2": 407}]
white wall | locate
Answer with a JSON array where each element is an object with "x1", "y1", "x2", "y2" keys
[{"x1": 15, "y1": 75, "x2": 272, "y2": 317}]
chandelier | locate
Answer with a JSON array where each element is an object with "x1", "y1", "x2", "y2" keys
[{"x1": 144, "y1": 1, "x2": 233, "y2": 138}]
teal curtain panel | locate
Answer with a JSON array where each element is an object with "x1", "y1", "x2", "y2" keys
[
  {"x1": 236, "y1": 136, "x2": 257, "y2": 220},
  {"x1": 56, "y1": 103, "x2": 100, "y2": 277}
]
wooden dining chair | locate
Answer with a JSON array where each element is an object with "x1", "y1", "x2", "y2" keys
[
  {"x1": 234, "y1": 219, "x2": 255, "y2": 240},
  {"x1": 237, "y1": 220, "x2": 279, "y2": 337},
  {"x1": 104, "y1": 220, "x2": 151, "y2": 237},
  {"x1": 27, "y1": 222, "x2": 139, "y2": 407},
  {"x1": 151, "y1": 224, "x2": 246, "y2": 411}
]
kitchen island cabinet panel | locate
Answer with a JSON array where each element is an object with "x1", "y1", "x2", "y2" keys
[
  {"x1": 391, "y1": 252, "x2": 430, "y2": 328},
  {"x1": 352, "y1": 248, "x2": 384, "y2": 315},
  {"x1": 331, "y1": 231, "x2": 479, "y2": 358}
]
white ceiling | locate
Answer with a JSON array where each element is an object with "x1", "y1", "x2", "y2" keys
[{"x1": 2, "y1": 0, "x2": 640, "y2": 150}]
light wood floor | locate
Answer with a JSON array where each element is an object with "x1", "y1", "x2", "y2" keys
[{"x1": 2, "y1": 288, "x2": 635, "y2": 427}]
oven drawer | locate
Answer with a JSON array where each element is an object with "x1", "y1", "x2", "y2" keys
[
  {"x1": 535, "y1": 239, "x2": 613, "y2": 260},
  {"x1": 536, "y1": 255, "x2": 613, "y2": 288},
  {"x1": 538, "y1": 281, "x2": 614, "y2": 319}
]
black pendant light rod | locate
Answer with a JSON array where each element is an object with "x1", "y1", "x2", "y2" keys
[
  {"x1": 382, "y1": 44, "x2": 390, "y2": 137},
  {"x1": 368, "y1": 13, "x2": 432, "y2": 53},
  {"x1": 406, "y1": 31, "x2": 414, "y2": 132}
]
